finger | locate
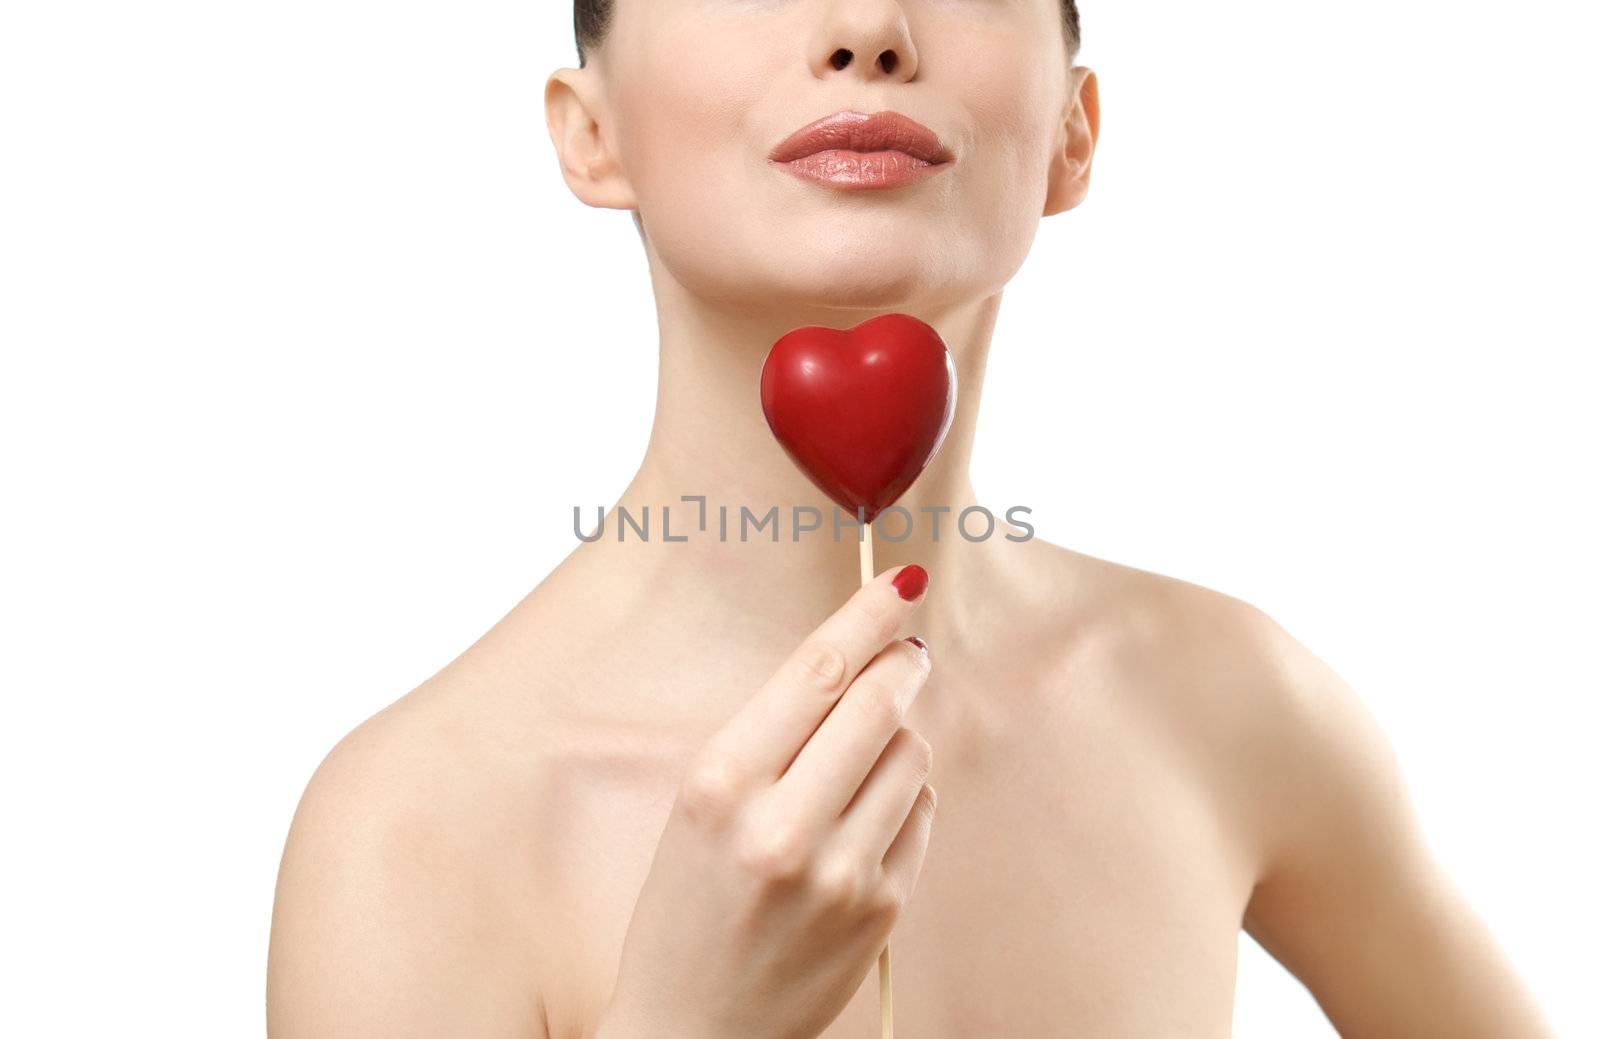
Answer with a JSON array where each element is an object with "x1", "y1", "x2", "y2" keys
[
  {"x1": 773, "y1": 636, "x2": 931, "y2": 840},
  {"x1": 833, "y1": 725, "x2": 934, "y2": 866},
  {"x1": 704, "y1": 564, "x2": 929, "y2": 785},
  {"x1": 880, "y1": 782, "x2": 937, "y2": 907}
]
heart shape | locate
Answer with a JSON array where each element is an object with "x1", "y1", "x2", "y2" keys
[{"x1": 760, "y1": 313, "x2": 957, "y2": 524}]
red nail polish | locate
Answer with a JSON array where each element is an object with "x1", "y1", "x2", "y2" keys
[
  {"x1": 892, "y1": 564, "x2": 929, "y2": 601},
  {"x1": 905, "y1": 636, "x2": 929, "y2": 656}
]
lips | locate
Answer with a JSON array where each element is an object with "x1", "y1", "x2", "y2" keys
[{"x1": 769, "y1": 110, "x2": 954, "y2": 165}]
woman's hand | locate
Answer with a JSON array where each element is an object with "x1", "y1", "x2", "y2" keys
[{"x1": 597, "y1": 565, "x2": 938, "y2": 1039}]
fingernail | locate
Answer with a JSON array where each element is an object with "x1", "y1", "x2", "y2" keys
[
  {"x1": 892, "y1": 564, "x2": 929, "y2": 601},
  {"x1": 905, "y1": 636, "x2": 930, "y2": 658}
]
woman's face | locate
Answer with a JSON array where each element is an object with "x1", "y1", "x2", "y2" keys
[{"x1": 554, "y1": 0, "x2": 1097, "y2": 311}]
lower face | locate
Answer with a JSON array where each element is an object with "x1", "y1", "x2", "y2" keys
[{"x1": 606, "y1": 3, "x2": 1068, "y2": 311}]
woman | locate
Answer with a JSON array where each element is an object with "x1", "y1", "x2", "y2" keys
[{"x1": 266, "y1": 2, "x2": 1553, "y2": 1036}]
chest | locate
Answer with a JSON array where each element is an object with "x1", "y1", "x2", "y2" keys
[{"x1": 533, "y1": 684, "x2": 1255, "y2": 1038}]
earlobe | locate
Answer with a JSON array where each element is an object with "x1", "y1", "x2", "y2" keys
[
  {"x1": 544, "y1": 67, "x2": 638, "y2": 211},
  {"x1": 1042, "y1": 67, "x2": 1100, "y2": 218}
]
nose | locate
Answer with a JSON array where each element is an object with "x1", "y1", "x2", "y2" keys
[{"x1": 814, "y1": 2, "x2": 919, "y2": 82}]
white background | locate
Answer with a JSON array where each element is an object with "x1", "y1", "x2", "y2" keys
[{"x1": 2, "y1": 0, "x2": 1595, "y2": 1035}]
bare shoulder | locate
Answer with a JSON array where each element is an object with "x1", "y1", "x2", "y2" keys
[
  {"x1": 1016, "y1": 537, "x2": 1313, "y2": 698},
  {"x1": 1015, "y1": 545, "x2": 1555, "y2": 1033},
  {"x1": 1017, "y1": 539, "x2": 1379, "y2": 868},
  {"x1": 267, "y1": 679, "x2": 556, "y2": 1038}
]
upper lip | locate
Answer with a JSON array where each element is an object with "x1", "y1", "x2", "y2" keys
[{"x1": 769, "y1": 110, "x2": 954, "y2": 164}]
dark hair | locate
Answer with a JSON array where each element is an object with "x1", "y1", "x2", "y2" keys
[{"x1": 575, "y1": 1, "x2": 1082, "y2": 69}]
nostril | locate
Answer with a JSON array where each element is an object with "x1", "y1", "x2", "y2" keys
[
  {"x1": 830, "y1": 48, "x2": 852, "y2": 71},
  {"x1": 880, "y1": 50, "x2": 897, "y2": 74}
]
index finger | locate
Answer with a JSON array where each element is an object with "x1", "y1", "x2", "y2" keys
[{"x1": 705, "y1": 563, "x2": 930, "y2": 786}]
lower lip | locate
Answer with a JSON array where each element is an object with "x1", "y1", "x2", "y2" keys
[{"x1": 773, "y1": 149, "x2": 950, "y2": 190}]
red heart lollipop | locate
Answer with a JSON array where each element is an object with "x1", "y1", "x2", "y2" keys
[{"x1": 760, "y1": 313, "x2": 957, "y2": 524}]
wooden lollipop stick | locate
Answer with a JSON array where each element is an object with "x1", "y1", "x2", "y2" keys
[
  {"x1": 879, "y1": 937, "x2": 894, "y2": 1039},
  {"x1": 857, "y1": 520, "x2": 894, "y2": 1039},
  {"x1": 859, "y1": 518, "x2": 876, "y2": 587}
]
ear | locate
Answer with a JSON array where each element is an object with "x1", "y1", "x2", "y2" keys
[
  {"x1": 1043, "y1": 67, "x2": 1100, "y2": 217},
  {"x1": 544, "y1": 67, "x2": 638, "y2": 210}
]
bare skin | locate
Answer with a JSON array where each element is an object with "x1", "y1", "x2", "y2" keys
[
  {"x1": 267, "y1": 516, "x2": 1552, "y2": 1037},
  {"x1": 268, "y1": 2, "x2": 1553, "y2": 1035}
]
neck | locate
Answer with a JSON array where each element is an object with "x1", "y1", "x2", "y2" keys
[{"x1": 576, "y1": 258, "x2": 1019, "y2": 633}]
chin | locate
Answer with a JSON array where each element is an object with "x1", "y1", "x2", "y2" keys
[
  {"x1": 653, "y1": 212, "x2": 1005, "y2": 312},
  {"x1": 748, "y1": 262, "x2": 948, "y2": 313}
]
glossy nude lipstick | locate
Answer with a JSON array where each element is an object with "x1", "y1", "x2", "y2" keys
[{"x1": 769, "y1": 110, "x2": 954, "y2": 190}]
